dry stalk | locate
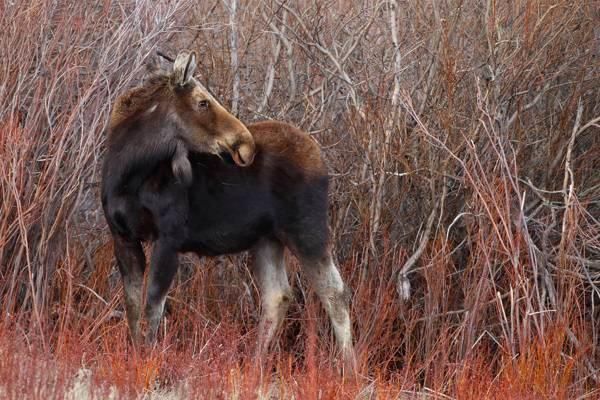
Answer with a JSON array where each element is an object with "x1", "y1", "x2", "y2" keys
[{"x1": 228, "y1": 0, "x2": 240, "y2": 115}]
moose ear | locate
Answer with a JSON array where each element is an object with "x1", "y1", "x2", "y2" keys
[{"x1": 172, "y1": 51, "x2": 197, "y2": 86}]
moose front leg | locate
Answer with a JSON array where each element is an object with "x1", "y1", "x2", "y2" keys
[
  {"x1": 145, "y1": 239, "x2": 179, "y2": 344},
  {"x1": 113, "y1": 235, "x2": 146, "y2": 346}
]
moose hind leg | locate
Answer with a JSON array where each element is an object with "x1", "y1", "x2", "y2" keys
[
  {"x1": 252, "y1": 239, "x2": 292, "y2": 356},
  {"x1": 302, "y1": 252, "x2": 355, "y2": 369},
  {"x1": 113, "y1": 236, "x2": 146, "y2": 345},
  {"x1": 145, "y1": 240, "x2": 179, "y2": 344}
]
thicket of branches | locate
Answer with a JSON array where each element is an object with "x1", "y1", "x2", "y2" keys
[{"x1": 0, "y1": 0, "x2": 598, "y2": 398}]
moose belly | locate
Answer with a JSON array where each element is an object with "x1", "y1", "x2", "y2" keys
[
  {"x1": 181, "y1": 185, "x2": 275, "y2": 255},
  {"x1": 181, "y1": 215, "x2": 273, "y2": 256}
]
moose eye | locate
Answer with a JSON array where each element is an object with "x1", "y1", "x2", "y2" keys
[{"x1": 198, "y1": 100, "x2": 209, "y2": 110}]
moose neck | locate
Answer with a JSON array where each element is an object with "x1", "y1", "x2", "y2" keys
[{"x1": 104, "y1": 114, "x2": 180, "y2": 195}]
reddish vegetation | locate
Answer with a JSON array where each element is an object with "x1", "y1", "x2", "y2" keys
[{"x1": 0, "y1": 0, "x2": 598, "y2": 398}]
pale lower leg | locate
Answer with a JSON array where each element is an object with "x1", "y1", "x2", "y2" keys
[
  {"x1": 304, "y1": 254, "x2": 356, "y2": 371},
  {"x1": 114, "y1": 237, "x2": 146, "y2": 346},
  {"x1": 123, "y1": 276, "x2": 143, "y2": 344},
  {"x1": 253, "y1": 240, "x2": 292, "y2": 356},
  {"x1": 145, "y1": 240, "x2": 178, "y2": 344}
]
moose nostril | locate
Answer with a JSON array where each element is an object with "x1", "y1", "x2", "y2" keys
[{"x1": 237, "y1": 142, "x2": 255, "y2": 166}]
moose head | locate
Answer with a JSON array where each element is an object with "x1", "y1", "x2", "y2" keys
[
  {"x1": 166, "y1": 51, "x2": 255, "y2": 168},
  {"x1": 109, "y1": 50, "x2": 256, "y2": 185}
]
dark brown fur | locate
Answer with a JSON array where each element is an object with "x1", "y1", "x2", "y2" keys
[{"x1": 109, "y1": 75, "x2": 170, "y2": 130}]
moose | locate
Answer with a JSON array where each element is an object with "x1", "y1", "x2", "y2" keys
[{"x1": 101, "y1": 51, "x2": 354, "y2": 369}]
